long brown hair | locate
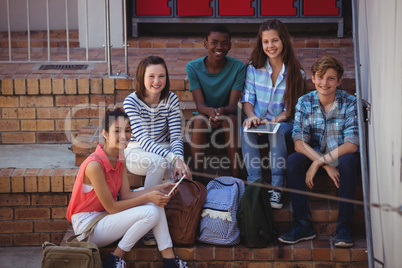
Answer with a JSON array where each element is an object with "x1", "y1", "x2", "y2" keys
[
  {"x1": 248, "y1": 19, "x2": 306, "y2": 118},
  {"x1": 135, "y1": 56, "x2": 170, "y2": 102}
]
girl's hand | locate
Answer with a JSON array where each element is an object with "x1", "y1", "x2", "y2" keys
[
  {"x1": 173, "y1": 158, "x2": 192, "y2": 181},
  {"x1": 154, "y1": 182, "x2": 176, "y2": 195},
  {"x1": 243, "y1": 116, "x2": 261, "y2": 128},
  {"x1": 147, "y1": 191, "x2": 171, "y2": 207}
]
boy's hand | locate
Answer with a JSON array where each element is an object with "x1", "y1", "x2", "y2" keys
[
  {"x1": 243, "y1": 116, "x2": 261, "y2": 128},
  {"x1": 306, "y1": 161, "x2": 320, "y2": 189},
  {"x1": 323, "y1": 165, "x2": 340, "y2": 188}
]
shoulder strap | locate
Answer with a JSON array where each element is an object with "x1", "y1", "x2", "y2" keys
[{"x1": 67, "y1": 213, "x2": 108, "y2": 243}]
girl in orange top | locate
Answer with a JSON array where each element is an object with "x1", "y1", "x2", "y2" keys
[{"x1": 67, "y1": 108, "x2": 189, "y2": 268}]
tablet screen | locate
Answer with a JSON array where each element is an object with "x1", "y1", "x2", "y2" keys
[{"x1": 243, "y1": 123, "x2": 280, "y2": 134}]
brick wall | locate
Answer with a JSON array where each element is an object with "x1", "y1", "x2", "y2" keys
[
  {"x1": 0, "y1": 75, "x2": 138, "y2": 144},
  {"x1": 0, "y1": 168, "x2": 76, "y2": 246}
]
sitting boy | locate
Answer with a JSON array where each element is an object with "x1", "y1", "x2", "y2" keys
[
  {"x1": 278, "y1": 56, "x2": 360, "y2": 247},
  {"x1": 186, "y1": 24, "x2": 246, "y2": 179}
]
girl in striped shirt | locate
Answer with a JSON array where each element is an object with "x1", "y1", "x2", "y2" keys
[{"x1": 124, "y1": 56, "x2": 192, "y2": 189}]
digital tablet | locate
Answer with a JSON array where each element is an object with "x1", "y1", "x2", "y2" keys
[
  {"x1": 243, "y1": 123, "x2": 280, "y2": 134},
  {"x1": 167, "y1": 174, "x2": 186, "y2": 196}
]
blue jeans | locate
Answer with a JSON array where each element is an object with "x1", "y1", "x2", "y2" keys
[
  {"x1": 287, "y1": 152, "x2": 360, "y2": 225},
  {"x1": 241, "y1": 122, "x2": 293, "y2": 186}
]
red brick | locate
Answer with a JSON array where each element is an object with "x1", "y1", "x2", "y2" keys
[
  {"x1": 78, "y1": 78, "x2": 90, "y2": 94},
  {"x1": 14, "y1": 78, "x2": 26, "y2": 95},
  {"x1": 0, "y1": 96, "x2": 18, "y2": 107},
  {"x1": 56, "y1": 118, "x2": 89, "y2": 131},
  {"x1": 1, "y1": 79, "x2": 13, "y2": 95},
  {"x1": 65, "y1": 78, "x2": 77, "y2": 94},
  {"x1": 25, "y1": 168, "x2": 40, "y2": 192},
  {"x1": 14, "y1": 233, "x2": 49, "y2": 246},
  {"x1": 116, "y1": 90, "x2": 131, "y2": 102},
  {"x1": 20, "y1": 96, "x2": 54, "y2": 107},
  {"x1": 39, "y1": 78, "x2": 52, "y2": 94},
  {"x1": 51, "y1": 168, "x2": 66, "y2": 192},
  {"x1": 138, "y1": 40, "x2": 152, "y2": 48},
  {"x1": 2, "y1": 132, "x2": 35, "y2": 143},
  {"x1": 0, "y1": 208, "x2": 13, "y2": 220},
  {"x1": 235, "y1": 40, "x2": 249, "y2": 48},
  {"x1": 312, "y1": 238, "x2": 331, "y2": 261},
  {"x1": 18, "y1": 108, "x2": 36, "y2": 119},
  {"x1": 15, "y1": 208, "x2": 50, "y2": 220},
  {"x1": 333, "y1": 248, "x2": 351, "y2": 262},
  {"x1": 170, "y1": 78, "x2": 185, "y2": 91},
  {"x1": 27, "y1": 78, "x2": 39, "y2": 95},
  {"x1": 2, "y1": 108, "x2": 18, "y2": 119},
  {"x1": 180, "y1": 40, "x2": 194, "y2": 48},
  {"x1": 274, "y1": 262, "x2": 311, "y2": 268},
  {"x1": 90, "y1": 95, "x2": 115, "y2": 106},
  {"x1": 32, "y1": 194, "x2": 68, "y2": 206},
  {"x1": 215, "y1": 246, "x2": 233, "y2": 261},
  {"x1": 0, "y1": 234, "x2": 13, "y2": 246},
  {"x1": 52, "y1": 207, "x2": 67, "y2": 219},
  {"x1": 273, "y1": 246, "x2": 292, "y2": 260},
  {"x1": 115, "y1": 78, "x2": 132, "y2": 90},
  {"x1": 38, "y1": 169, "x2": 52, "y2": 192},
  {"x1": 71, "y1": 107, "x2": 100, "y2": 119},
  {"x1": 306, "y1": 39, "x2": 319, "y2": 48},
  {"x1": 293, "y1": 241, "x2": 313, "y2": 261},
  {"x1": 0, "y1": 194, "x2": 30, "y2": 206},
  {"x1": 37, "y1": 132, "x2": 70, "y2": 144},
  {"x1": 0, "y1": 120, "x2": 19, "y2": 131},
  {"x1": 103, "y1": 78, "x2": 115, "y2": 94},
  {"x1": 55, "y1": 95, "x2": 89, "y2": 106},
  {"x1": 35, "y1": 220, "x2": 70, "y2": 232},
  {"x1": 135, "y1": 247, "x2": 158, "y2": 261},
  {"x1": 253, "y1": 246, "x2": 273, "y2": 261},
  {"x1": 20, "y1": 120, "x2": 37, "y2": 131},
  {"x1": 0, "y1": 221, "x2": 33, "y2": 233},
  {"x1": 175, "y1": 247, "x2": 194, "y2": 260},
  {"x1": 195, "y1": 244, "x2": 214, "y2": 260},
  {"x1": 90, "y1": 78, "x2": 103, "y2": 94},
  {"x1": 37, "y1": 107, "x2": 70, "y2": 119},
  {"x1": 52, "y1": 76, "x2": 64, "y2": 95},
  {"x1": 50, "y1": 232, "x2": 66, "y2": 245},
  {"x1": 37, "y1": 120, "x2": 55, "y2": 131},
  {"x1": 234, "y1": 244, "x2": 253, "y2": 260},
  {"x1": 64, "y1": 168, "x2": 78, "y2": 192},
  {"x1": 11, "y1": 168, "x2": 26, "y2": 193},
  {"x1": 0, "y1": 172, "x2": 11, "y2": 193}
]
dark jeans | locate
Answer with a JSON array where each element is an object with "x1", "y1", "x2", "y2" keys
[{"x1": 287, "y1": 152, "x2": 360, "y2": 225}]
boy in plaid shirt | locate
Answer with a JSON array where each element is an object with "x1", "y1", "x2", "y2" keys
[{"x1": 278, "y1": 56, "x2": 360, "y2": 247}]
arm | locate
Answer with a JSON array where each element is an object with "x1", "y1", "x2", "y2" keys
[
  {"x1": 191, "y1": 88, "x2": 216, "y2": 119},
  {"x1": 242, "y1": 102, "x2": 261, "y2": 128},
  {"x1": 87, "y1": 161, "x2": 175, "y2": 214}
]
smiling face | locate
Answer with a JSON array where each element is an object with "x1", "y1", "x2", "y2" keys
[
  {"x1": 144, "y1": 64, "x2": 167, "y2": 99},
  {"x1": 312, "y1": 68, "x2": 342, "y2": 98},
  {"x1": 262, "y1": 29, "x2": 283, "y2": 61},
  {"x1": 204, "y1": 31, "x2": 231, "y2": 61},
  {"x1": 103, "y1": 116, "x2": 131, "y2": 151}
]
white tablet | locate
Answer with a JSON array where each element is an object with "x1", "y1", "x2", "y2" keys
[
  {"x1": 243, "y1": 123, "x2": 280, "y2": 134},
  {"x1": 167, "y1": 174, "x2": 186, "y2": 196}
]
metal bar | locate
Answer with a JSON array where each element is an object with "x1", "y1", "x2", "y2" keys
[
  {"x1": 65, "y1": 0, "x2": 70, "y2": 61},
  {"x1": 105, "y1": 0, "x2": 112, "y2": 76},
  {"x1": 26, "y1": 0, "x2": 31, "y2": 61},
  {"x1": 104, "y1": 0, "x2": 107, "y2": 61},
  {"x1": 123, "y1": 0, "x2": 129, "y2": 76},
  {"x1": 351, "y1": 1, "x2": 374, "y2": 267},
  {"x1": 85, "y1": 0, "x2": 89, "y2": 61},
  {"x1": 7, "y1": 0, "x2": 11, "y2": 61},
  {"x1": 46, "y1": 0, "x2": 50, "y2": 61}
]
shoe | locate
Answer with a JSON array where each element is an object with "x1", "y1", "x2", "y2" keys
[
  {"x1": 334, "y1": 223, "x2": 353, "y2": 247},
  {"x1": 163, "y1": 256, "x2": 190, "y2": 268},
  {"x1": 103, "y1": 252, "x2": 126, "y2": 268},
  {"x1": 269, "y1": 190, "x2": 284, "y2": 209},
  {"x1": 278, "y1": 220, "x2": 316, "y2": 244},
  {"x1": 142, "y1": 230, "x2": 157, "y2": 246}
]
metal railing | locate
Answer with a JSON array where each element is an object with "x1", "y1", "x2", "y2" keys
[{"x1": 1, "y1": 0, "x2": 129, "y2": 77}]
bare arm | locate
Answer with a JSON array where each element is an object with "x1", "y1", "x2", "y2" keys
[{"x1": 86, "y1": 162, "x2": 175, "y2": 214}]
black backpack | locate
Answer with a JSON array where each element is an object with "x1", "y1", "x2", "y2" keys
[{"x1": 237, "y1": 178, "x2": 277, "y2": 248}]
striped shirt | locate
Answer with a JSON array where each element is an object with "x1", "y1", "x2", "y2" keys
[
  {"x1": 292, "y1": 90, "x2": 359, "y2": 154},
  {"x1": 123, "y1": 91, "x2": 184, "y2": 163},
  {"x1": 241, "y1": 61, "x2": 287, "y2": 121}
]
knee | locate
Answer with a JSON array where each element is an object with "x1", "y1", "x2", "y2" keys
[
  {"x1": 142, "y1": 204, "x2": 161, "y2": 224},
  {"x1": 338, "y1": 153, "x2": 360, "y2": 170},
  {"x1": 287, "y1": 153, "x2": 306, "y2": 173},
  {"x1": 192, "y1": 115, "x2": 209, "y2": 129}
]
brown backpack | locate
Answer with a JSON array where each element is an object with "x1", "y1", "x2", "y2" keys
[{"x1": 165, "y1": 179, "x2": 207, "y2": 245}]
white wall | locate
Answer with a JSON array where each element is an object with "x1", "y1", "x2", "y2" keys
[
  {"x1": 357, "y1": 0, "x2": 402, "y2": 267},
  {"x1": 0, "y1": 0, "x2": 78, "y2": 31}
]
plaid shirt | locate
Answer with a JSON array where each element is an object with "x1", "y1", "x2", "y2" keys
[
  {"x1": 241, "y1": 62, "x2": 287, "y2": 121},
  {"x1": 292, "y1": 90, "x2": 359, "y2": 153}
]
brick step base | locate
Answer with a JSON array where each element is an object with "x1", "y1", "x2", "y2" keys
[{"x1": 61, "y1": 227, "x2": 368, "y2": 267}]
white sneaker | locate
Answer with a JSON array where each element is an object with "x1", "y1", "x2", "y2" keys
[
  {"x1": 269, "y1": 190, "x2": 284, "y2": 209},
  {"x1": 142, "y1": 230, "x2": 157, "y2": 246},
  {"x1": 174, "y1": 256, "x2": 190, "y2": 268}
]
